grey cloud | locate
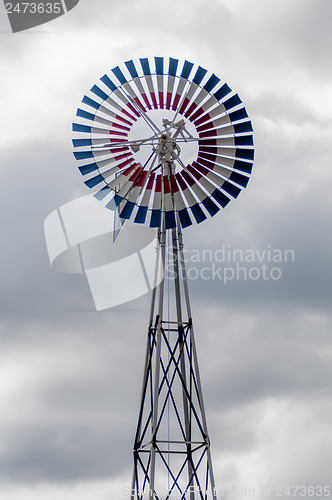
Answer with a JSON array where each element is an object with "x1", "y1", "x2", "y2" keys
[
  {"x1": 0, "y1": 0, "x2": 332, "y2": 495},
  {"x1": 182, "y1": 186, "x2": 332, "y2": 313},
  {"x1": 0, "y1": 422, "x2": 130, "y2": 483},
  {"x1": 205, "y1": 312, "x2": 332, "y2": 408},
  {"x1": 0, "y1": 315, "x2": 148, "y2": 484}
]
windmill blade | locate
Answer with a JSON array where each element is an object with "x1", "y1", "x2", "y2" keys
[
  {"x1": 183, "y1": 73, "x2": 220, "y2": 118},
  {"x1": 178, "y1": 65, "x2": 207, "y2": 116},
  {"x1": 198, "y1": 146, "x2": 254, "y2": 162},
  {"x1": 154, "y1": 56, "x2": 165, "y2": 109},
  {"x1": 169, "y1": 174, "x2": 193, "y2": 228},
  {"x1": 140, "y1": 57, "x2": 159, "y2": 109},
  {"x1": 76, "y1": 108, "x2": 131, "y2": 131},
  {"x1": 165, "y1": 57, "x2": 179, "y2": 110},
  {"x1": 134, "y1": 173, "x2": 156, "y2": 224},
  {"x1": 171, "y1": 60, "x2": 194, "y2": 111},
  {"x1": 198, "y1": 135, "x2": 254, "y2": 147},
  {"x1": 125, "y1": 59, "x2": 153, "y2": 110},
  {"x1": 90, "y1": 83, "x2": 138, "y2": 121},
  {"x1": 81, "y1": 95, "x2": 134, "y2": 125},
  {"x1": 179, "y1": 168, "x2": 221, "y2": 218},
  {"x1": 174, "y1": 171, "x2": 207, "y2": 224},
  {"x1": 189, "y1": 84, "x2": 234, "y2": 123},
  {"x1": 111, "y1": 65, "x2": 147, "y2": 112}
]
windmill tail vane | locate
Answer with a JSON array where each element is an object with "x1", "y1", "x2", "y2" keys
[{"x1": 70, "y1": 56, "x2": 255, "y2": 498}]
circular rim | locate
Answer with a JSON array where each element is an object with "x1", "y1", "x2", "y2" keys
[{"x1": 72, "y1": 57, "x2": 254, "y2": 230}]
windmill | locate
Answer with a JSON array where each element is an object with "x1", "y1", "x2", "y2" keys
[{"x1": 72, "y1": 56, "x2": 254, "y2": 499}]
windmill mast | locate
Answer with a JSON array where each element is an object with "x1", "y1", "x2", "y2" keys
[{"x1": 130, "y1": 129, "x2": 217, "y2": 499}]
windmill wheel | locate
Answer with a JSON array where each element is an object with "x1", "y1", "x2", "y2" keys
[{"x1": 73, "y1": 57, "x2": 254, "y2": 230}]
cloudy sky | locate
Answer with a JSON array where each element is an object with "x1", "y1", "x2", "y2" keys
[{"x1": 1, "y1": 0, "x2": 332, "y2": 499}]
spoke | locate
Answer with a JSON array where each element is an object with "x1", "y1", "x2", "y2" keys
[
  {"x1": 135, "y1": 102, "x2": 162, "y2": 135},
  {"x1": 175, "y1": 156, "x2": 188, "y2": 170},
  {"x1": 91, "y1": 133, "x2": 161, "y2": 150},
  {"x1": 171, "y1": 79, "x2": 191, "y2": 124},
  {"x1": 146, "y1": 153, "x2": 158, "y2": 172},
  {"x1": 119, "y1": 86, "x2": 162, "y2": 135},
  {"x1": 174, "y1": 137, "x2": 200, "y2": 143}
]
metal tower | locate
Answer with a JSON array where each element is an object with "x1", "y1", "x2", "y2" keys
[
  {"x1": 130, "y1": 135, "x2": 216, "y2": 499},
  {"x1": 72, "y1": 56, "x2": 255, "y2": 499}
]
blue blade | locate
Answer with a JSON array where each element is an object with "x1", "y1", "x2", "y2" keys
[
  {"x1": 94, "y1": 186, "x2": 111, "y2": 200},
  {"x1": 112, "y1": 66, "x2": 127, "y2": 85},
  {"x1": 74, "y1": 151, "x2": 94, "y2": 160},
  {"x1": 77, "y1": 108, "x2": 95, "y2": 121},
  {"x1": 229, "y1": 107, "x2": 248, "y2": 122},
  {"x1": 178, "y1": 208, "x2": 192, "y2": 228},
  {"x1": 235, "y1": 135, "x2": 254, "y2": 146},
  {"x1": 190, "y1": 203, "x2": 207, "y2": 223},
  {"x1": 82, "y1": 95, "x2": 100, "y2": 110},
  {"x1": 120, "y1": 201, "x2": 135, "y2": 219},
  {"x1": 203, "y1": 74, "x2": 220, "y2": 93},
  {"x1": 211, "y1": 189, "x2": 230, "y2": 207},
  {"x1": 165, "y1": 210, "x2": 176, "y2": 229},
  {"x1": 91, "y1": 85, "x2": 109, "y2": 101},
  {"x1": 234, "y1": 160, "x2": 253, "y2": 174},
  {"x1": 72, "y1": 123, "x2": 91, "y2": 133},
  {"x1": 224, "y1": 94, "x2": 242, "y2": 110},
  {"x1": 229, "y1": 171, "x2": 249, "y2": 188},
  {"x1": 150, "y1": 210, "x2": 161, "y2": 228},
  {"x1": 234, "y1": 121, "x2": 253, "y2": 133},
  {"x1": 134, "y1": 205, "x2": 148, "y2": 224},
  {"x1": 79, "y1": 162, "x2": 98, "y2": 175},
  {"x1": 214, "y1": 83, "x2": 231, "y2": 101},
  {"x1": 222, "y1": 181, "x2": 241, "y2": 198},
  {"x1": 236, "y1": 148, "x2": 254, "y2": 160},
  {"x1": 201, "y1": 197, "x2": 220, "y2": 216},
  {"x1": 125, "y1": 59, "x2": 139, "y2": 79},
  {"x1": 155, "y1": 57, "x2": 164, "y2": 75},
  {"x1": 72, "y1": 138, "x2": 92, "y2": 147},
  {"x1": 140, "y1": 58, "x2": 151, "y2": 76},
  {"x1": 193, "y1": 66, "x2": 207, "y2": 85},
  {"x1": 100, "y1": 74, "x2": 117, "y2": 92},
  {"x1": 181, "y1": 60, "x2": 194, "y2": 79},
  {"x1": 168, "y1": 58, "x2": 179, "y2": 76},
  {"x1": 84, "y1": 174, "x2": 105, "y2": 188}
]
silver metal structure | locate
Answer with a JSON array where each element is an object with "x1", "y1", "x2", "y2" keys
[
  {"x1": 130, "y1": 133, "x2": 216, "y2": 500},
  {"x1": 72, "y1": 56, "x2": 255, "y2": 500}
]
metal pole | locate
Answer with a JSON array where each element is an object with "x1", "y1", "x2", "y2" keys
[
  {"x1": 149, "y1": 154, "x2": 168, "y2": 498},
  {"x1": 149, "y1": 226, "x2": 166, "y2": 498},
  {"x1": 171, "y1": 226, "x2": 195, "y2": 500},
  {"x1": 131, "y1": 126, "x2": 217, "y2": 499},
  {"x1": 131, "y1": 229, "x2": 162, "y2": 500},
  {"x1": 177, "y1": 221, "x2": 217, "y2": 499},
  {"x1": 149, "y1": 229, "x2": 162, "y2": 327}
]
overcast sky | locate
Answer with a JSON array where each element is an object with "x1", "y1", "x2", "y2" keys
[{"x1": 1, "y1": 0, "x2": 332, "y2": 499}]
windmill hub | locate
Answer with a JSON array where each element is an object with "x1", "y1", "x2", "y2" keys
[
  {"x1": 121, "y1": 107, "x2": 198, "y2": 170},
  {"x1": 151, "y1": 127, "x2": 182, "y2": 165}
]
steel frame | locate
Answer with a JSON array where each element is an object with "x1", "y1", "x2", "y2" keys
[{"x1": 130, "y1": 134, "x2": 217, "y2": 498}]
